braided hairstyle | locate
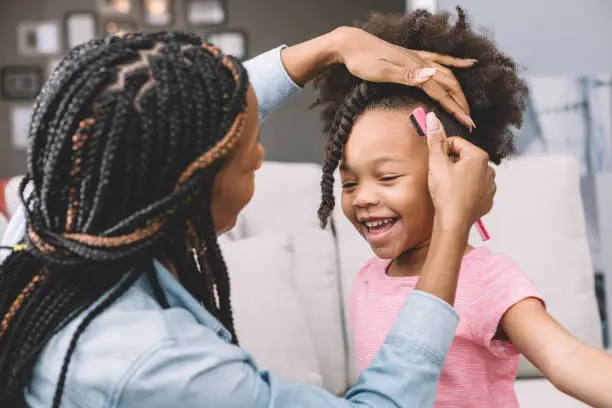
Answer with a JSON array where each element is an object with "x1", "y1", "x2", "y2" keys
[
  {"x1": 0, "y1": 31, "x2": 249, "y2": 407},
  {"x1": 313, "y1": 7, "x2": 528, "y2": 227}
]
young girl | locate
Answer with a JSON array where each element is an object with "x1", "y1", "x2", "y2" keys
[
  {"x1": 0, "y1": 28, "x2": 494, "y2": 408},
  {"x1": 314, "y1": 8, "x2": 612, "y2": 408}
]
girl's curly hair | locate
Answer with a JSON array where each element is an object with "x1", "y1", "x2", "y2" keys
[{"x1": 313, "y1": 7, "x2": 528, "y2": 228}]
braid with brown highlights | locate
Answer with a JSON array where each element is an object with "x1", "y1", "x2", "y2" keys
[
  {"x1": 318, "y1": 83, "x2": 371, "y2": 228},
  {"x1": 0, "y1": 31, "x2": 249, "y2": 407},
  {"x1": 314, "y1": 7, "x2": 528, "y2": 229}
]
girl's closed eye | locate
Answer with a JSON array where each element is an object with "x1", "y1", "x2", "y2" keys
[
  {"x1": 342, "y1": 181, "x2": 358, "y2": 190},
  {"x1": 379, "y1": 174, "x2": 402, "y2": 183}
]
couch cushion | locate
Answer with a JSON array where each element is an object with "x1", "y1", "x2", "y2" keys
[
  {"x1": 220, "y1": 232, "x2": 323, "y2": 386},
  {"x1": 237, "y1": 162, "x2": 324, "y2": 238},
  {"x1": 0, "y1": 213, "x2": 7, "y2": 241},
  {"x1": 0, "y1": 179, "x2": 7, "y2": 218},
  {"x1": 331, "y1": 170, "x2": 374, "y2": 382},
  {"x1": 291, "y1": 226, "x2": 347, "y2": 395},
  {"x1": 469, "y1": 154, "x2": 603, "y2": 377},
  {"x1": 4, "y1": 176, "x2": 24, "y2": 219}
]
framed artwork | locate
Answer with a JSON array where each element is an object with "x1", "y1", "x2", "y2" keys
[
  {"x1": 65, "y1": 11, "x2": 98, "y2": 49},
  {"x1": 1, "y1": 66, "x2": 44, "y2": 100},
  {"x1": 204, "y1": 30, "x2": 248, "y2": 60},
  {"x1": 96, "y1": 0, "x2": 132, "y2": 15},
  {"x1": 102, "y1": 20, "x2": 138, "y2": 35},
  {"x1": 142, "y1": 0, "x2": 174, "y2": 27},
  {"x1": 17, "y1": 21, "x2": 61, "y2": 56},
  {"x1": 186, "y1": 0, "x2": 226, "y2": 27}
]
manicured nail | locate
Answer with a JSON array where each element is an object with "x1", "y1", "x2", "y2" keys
[
  {"x1": 426, "y1": 112, "x2": 442, "y2": 134},
  {"x1": 459, "y1": 113, "x2": 476, "y2": 129},
  {"x1": 416, "y1": 67, "x2": 436, "y2": 82},
  {"x1": 468, "y1": 116, "x2": 477, "y2": 129}
]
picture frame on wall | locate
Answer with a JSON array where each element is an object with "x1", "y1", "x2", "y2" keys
[
  {"x1": 142, "y1": 0, "x2": 174, "y2": 27},
  {"x1": 64, "y1": 11, "x2": 98, "y2": 49},
  {"x1": 1, "y1": 66, "x2": 44, "y2": 100},
  {"x1": 186, "y1": 0, "x2": 226, "y2": 27},
  {"x1": 102, "y1": 19, "x2": 138, "y2": 36},
  {"x1": 17, "y1": 21, "x2": 61, "y2": 57},
  {"x1": 204, "y1": 30, "x2": 248, "y2": 60},
  {"x1": 96, "y1": 0, "x2": 132, "y2": 15}
]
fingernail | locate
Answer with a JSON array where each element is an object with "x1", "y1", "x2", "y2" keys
[
  {"x1": 426, "y1": 112, "x2": 441, "y2": 134},
  {"x1": 468, "y1": 116, "x2": 477, "y2": 129},
  {"x1": 416, "y1": 67, "x2": 436, "y2": 81},
  {"x1": 467, "y1": 59, "x2": 478, "y2": 65},
  {"x1": 460, "y1": 113, "x2": 476, "y2": 129}
]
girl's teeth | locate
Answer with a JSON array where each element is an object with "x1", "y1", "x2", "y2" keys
[{"x1": 365, "y1": 219, "x2": 394, "y2": 228}]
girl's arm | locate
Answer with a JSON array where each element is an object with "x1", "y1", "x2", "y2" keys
[{"x1": 502, "y1": 298, "x2": 612, "y2": 407}]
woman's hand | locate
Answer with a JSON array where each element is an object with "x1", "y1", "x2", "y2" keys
[
  {"x1": 331, "y1": 27, "x2": 476, "y2": 129},
  {"x1": 425, "y1": 112, "x2": 495, "y2": 231},
  {"x1": 414, "y1": 112, "x2": 495, "y2": 305},
  {"x1": 280, "y1": 27, "x2": 476, "y2": 129}
]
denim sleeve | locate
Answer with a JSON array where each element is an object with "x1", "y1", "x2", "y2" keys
[
  {"x1": 243, "y1": 46, "x2": 303, "y2": 122},
  {"x1": 116, "y1": 291, "x2": 458, "y2": 408}
]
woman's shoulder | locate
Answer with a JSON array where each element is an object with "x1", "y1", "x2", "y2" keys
[{"x1": 25, "y1": 275, "x2": 230, "y2": 408}]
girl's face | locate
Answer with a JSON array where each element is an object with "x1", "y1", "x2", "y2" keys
[
  {"x1": 340, "y1": 107, "x2": 435, "y2": 259},
  {"x1": 211, "y1": 86, "x2": 264, "y2": 234}
]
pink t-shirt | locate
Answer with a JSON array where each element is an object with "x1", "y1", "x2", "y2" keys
[{"x1": 350, "y1": 247, "x2": 543, "y2": 408}]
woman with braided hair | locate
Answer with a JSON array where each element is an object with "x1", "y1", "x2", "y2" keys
[{"x1": 0, "y1": 27, "x2": 494, "y2": 407}]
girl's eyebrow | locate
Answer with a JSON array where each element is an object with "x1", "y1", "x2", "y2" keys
[{"x1": 340, "y1": 156, "x2": 401, "y2": 172}]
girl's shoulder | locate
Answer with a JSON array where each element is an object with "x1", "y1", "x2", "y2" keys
[
  {"x1": 355, "y1": 257, "x2": 392, "y2": 283},
  {"x1": 459, "y1": 246, "x2": 538, "y2": 301}
]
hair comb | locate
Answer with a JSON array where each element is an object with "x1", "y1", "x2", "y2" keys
[
  {"x1": 409, "y1": 107, "x2": 490, "y2": 242},
  {"x1": 409, "y1": 107, "x2": 427, "y2": 137}
]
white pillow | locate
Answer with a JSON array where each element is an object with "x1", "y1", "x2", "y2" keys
[
  {"x1": 220, "y1": 232, "x2": 323, "y2": 386},
  {"x1": 237, "y1": 162, "x2": 324, "y2": 238},
  {"x1": 291, "y1": 226, "x2": 347, "y2": 395},
  {"x1": 5, "y1": 176, "x2": 24, "y2": 218},
  {"x1": 469, "y1": 154, "x2": 603, "y2": 377},
  {"x1": 331, "y1": 170, "x2": 374, "y2": 383},
  {"x1": 0, "y1": 214, "x2": 7, "y2": 241}
]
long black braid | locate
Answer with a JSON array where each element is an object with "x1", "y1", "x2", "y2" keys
[
  {"x1": 0, "y1": 31, "x2": 249, "y2": 407},
  {"x1": 318, "y1": 83, "x2": 371, "y2": 228}
]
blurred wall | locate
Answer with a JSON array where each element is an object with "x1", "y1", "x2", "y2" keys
[
  {"x1": 0, "y1": 0, "x2": 405, "y2": 177},
  {"x1": 438, "y1": 0, "x2": 612, "y2": 76}
]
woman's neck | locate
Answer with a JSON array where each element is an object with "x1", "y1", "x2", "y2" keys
[{"x1": 387, "y1": 240, "x2": 473, "y2": 278}]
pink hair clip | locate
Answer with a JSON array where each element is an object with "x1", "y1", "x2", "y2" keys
[{"x1": 409, "y1": 107, "x2": 490, "y2": 242}]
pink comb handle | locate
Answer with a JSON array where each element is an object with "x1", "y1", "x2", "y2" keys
[
  {"x1": 410, "y1": 107, "x2": 491, "y2": 242},
  {"x1": 475, "y1": 219, "x2": 490, "y2": 241},
  {"x1": 412, "y1": 107, "x2": 427, "y2": 133}
]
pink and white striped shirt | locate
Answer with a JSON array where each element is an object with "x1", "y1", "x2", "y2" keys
[{"x1": 350, "y1": 247, "x2": 543, "y2": 408}]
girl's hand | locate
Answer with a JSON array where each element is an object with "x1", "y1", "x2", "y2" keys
[
  {"x1": 332, "y1": 27, "x2": 476, "y2": 129},
  {"x1": 425, "y1": 112, "x2": 496, "y2": 231}
]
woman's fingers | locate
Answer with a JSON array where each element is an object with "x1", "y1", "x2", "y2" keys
[
  {"x1": 421, "y1": 81, "x2": 473, "y2": 128},
  {"x1": 416, "y1": 50, "x2": 478, "y2": 68},
  {"x1": 430, "y1": 66, "x2": 471, "y2": 118},
  {"x1": 446, "y1": 136, "x2": 489, "y2": 164}
]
